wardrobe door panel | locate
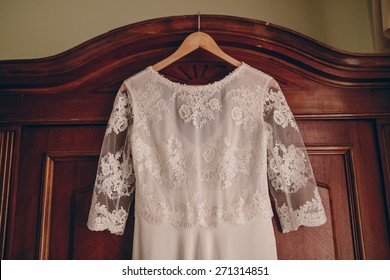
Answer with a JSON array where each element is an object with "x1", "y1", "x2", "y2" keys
[{"x1": 10, "y1": 125, "x2": 133, "y2": 259}]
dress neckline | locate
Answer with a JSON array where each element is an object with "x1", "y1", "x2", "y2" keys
[{"x1": 146, "y1": 62, "x2": 248, "y2": 92}]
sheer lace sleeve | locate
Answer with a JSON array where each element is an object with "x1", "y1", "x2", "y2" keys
[
  {"x1": 263, "y1": 79, "x2": 327, "y2": 233},
  {"x1": 87, "y1": 84, "x2": 135, "y2": 235}
]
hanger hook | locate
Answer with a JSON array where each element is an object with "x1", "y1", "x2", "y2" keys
[{"x1": 198, "y1": 11, "x2": 200, "y2": 32}]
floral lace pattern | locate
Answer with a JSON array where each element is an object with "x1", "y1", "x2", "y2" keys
[
  {"x1": 132, "y1": 132, "x2": 267, "y2": 190},
  {"x1": 164, "y1": 134, "x2": 190, "y2": 189},
  {"x1": 95, "y1": 147, "x2": 135, "y2": 199},
  {"x1": 225, "y1": 85, "x2": 263, "y2": 135},
  {"x1": 146, "y1": 63, "x2": 246, "y2": 95},
  {"x1": 199, "y1": 138, "x2": 254, "y2": 189},
  {"x1": 264, "y1": 84, "x2": 298, "y2": 130},
  {"x1": 105, "y1": 89, "x2": 131, "y2": 136},
  {"x1": 132, "y1": 134, "x2": 190, "y2": 189},
  {"x1": 132, "y1": 84, "x2": 168, "y2": 135},
  {"x1": 146, "y1": 64, "x2": 247, "y2": 130},
  {"x1": 132, "y1": 135, "x2": 165, "y2": 184},
  {"x1": 88, "y1": 63, "x2": 327, "y2": 239},
  {"x1": 267, "y1": 140, "x2": 311, "y2": 193},
  {"x1": 135, "y1": 185, "x2": 273, "y2": 229},
  {"x1": 277, "y1": 189, "x2": 327, "y2": 233},
  {"x1": 173, "y1": 90, "x2": 221, "y2": 129},
  {"x1": 87, "y1": 198, "x2": 129, "y2": 235}
]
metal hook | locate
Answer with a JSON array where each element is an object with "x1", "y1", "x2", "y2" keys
[{"x1": 198, "y1": 11, "x2": 200, "y2": 32}]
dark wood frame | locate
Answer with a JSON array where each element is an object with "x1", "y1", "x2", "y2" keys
[{"x1": 1, "y1": 15, "x2": 389, "y2": 260}]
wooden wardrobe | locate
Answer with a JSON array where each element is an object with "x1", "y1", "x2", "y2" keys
[{"x1": 1, "y1": 15, "x2": 389, "y2": 260}]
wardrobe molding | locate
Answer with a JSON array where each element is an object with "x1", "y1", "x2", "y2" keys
[
  {"x1": 1, "y1": 15, "x2": 390, "y2": 91},
  {"x1": 0, "y1": 15, "x2": 389, "y2": 260}
]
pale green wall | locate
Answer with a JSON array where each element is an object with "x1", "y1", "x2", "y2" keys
[{"x1": 0, "y1": 0, "x2": 375, "y2": 60}]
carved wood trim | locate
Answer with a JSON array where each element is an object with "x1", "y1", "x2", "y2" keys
[
  {"x1": 0, "y1": 127, "x2": 20, "y2": 259},
  {"x1": 0, "y1": 15, "x2": 389, "y2": 95},
  {"x1": 307, "y1": 145, "x2": 364, "y2": 259},
  {"x1": 0, "y1": 15, "x2": 389, "y2": 125},
  {"x1": 38, "y1": 154, "x2": 54, "y2": 260},
  {"x1": 37, "y1": 151, "x2": 99, "y2": 260},
  {"x1": 0, "y1": 129, "x2": 15, "y2": 259}
]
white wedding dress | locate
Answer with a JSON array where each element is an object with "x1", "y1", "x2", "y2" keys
[{"x1": 87, "y1": 62, "x2": 327, "y2": 259}]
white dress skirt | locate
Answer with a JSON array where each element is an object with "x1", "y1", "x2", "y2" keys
[{"x1": 132, "y1": 214, "x2": 277, "y2": 260}]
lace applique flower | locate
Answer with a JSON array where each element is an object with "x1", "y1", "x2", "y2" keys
[
  {"x1": 87, "y1": 199, "x2": 129, "y2": 235},
  {"x1": 164, "y1": 134, "x2": 190, "y2": 189},
  {"x1": 95, "y1": 147, "x2": 135, "y2": 200},
  {"x1": 172, "y1": 89, "x2": 222, "y2": 129},
  {"x1": 105, "y1": 90, "x2": 131, "y2": 136},
  {"x1": 264, "y1": 86, "x2": 298, "y2": 130},
  {"x1": 132, "y1": 134, "x2": 189, "y2": 189},
  {"x1": 132, "y1": 135, "x2": 165, "y2": 184},
  {"x1": 132, "y1": 84, "x2": 168, "y2": 135},
  {"x1": 267, "y1": 141, "x2": 311, "y2": 193},
  {"x1": 178, "y1": 104, "x2": 192, "y2": 120},
  {"x1": 231, "y1": 106, "x2": 244, "y2": 125},
  {"x1": 202, "y1": 145, "x2": 216, "y2": 163},
  {"x1": 199, "y1": 138, "x2": 253, "y2": 189},
  {"x1": 208, "y1": 98, "x2": 220, "y2": 110},
  {"x1": 225, "y1": 85, "x2": 263, "y2": 135},
  {"x1": 277, "y1": 189, "x2": 327, "y2": 233}
]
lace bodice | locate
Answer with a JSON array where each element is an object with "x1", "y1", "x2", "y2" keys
[{"x1": 87, "y1": 62, "x2": 327, "y2": 236}]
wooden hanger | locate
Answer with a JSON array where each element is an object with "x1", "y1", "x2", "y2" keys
[{"x1": 152, "y1": 14, "x2": 242, "y2": 71}]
